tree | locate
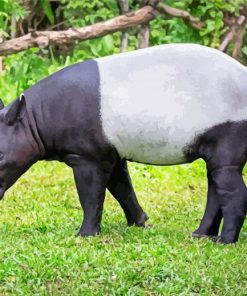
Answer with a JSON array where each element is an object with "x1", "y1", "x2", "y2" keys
[
  {"x1": 0, "y1": 1, "x2": 247, "y2": 100},
  {"x1": 0, "y1": 1, "x2": 246, "y2": 61}
]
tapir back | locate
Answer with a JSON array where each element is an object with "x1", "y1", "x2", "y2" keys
[{"x1": 97, "y1": 44, "x2": 247, "y2": 165}]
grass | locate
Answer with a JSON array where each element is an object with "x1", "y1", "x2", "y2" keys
[{"x1": 0, "y1": 159, "x2": 246, "y2": 295}]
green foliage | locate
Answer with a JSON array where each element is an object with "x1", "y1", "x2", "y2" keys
[
  {"x1": 151, "y1": 0, "x2": 247, "y2": 49},
  {"x1": 194, "y1": 0, "x2": 245, "y2": 48},
  {"x1": 242, "y1": 27, "x2": 247, "y2": 64},
  {"x1": 0, "y1": 0, "x2": 26, "y2": 37},
  {"x1": 59, "y1": 0, "x2": 120, "y2": 60},
  {"x1": 72, "y1": 34, "x2": 119, "y2": 61},
  {"x1": 40, "y1": 0, "x2": 55, "y2": 24},
  {"x1": 0, "y1": 49, "x2": 51, "y2": 101},
  {"x1": 60, "y1": 0, "x2": 118, "y2": 27},
  {"x1": 0, "y1": 0, "x2": 246, "y2": 103},
  {"x1": 0, "y1": 160, "x2": 246, "y2": 294}
]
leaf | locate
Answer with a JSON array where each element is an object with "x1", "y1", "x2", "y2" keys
[
  {"x1": 104, "y1": 0, "x2": 117, "y2": 12},
  {"x1": 101, "y1": 35, "x2": 114, "y2": 53},
  {"x1": 7, "y1": 275, "x2": 16, "y2": 282},
  {"x1": 242, "y1": 46, "x2": 247, "y2": 56},
  {"x1": 40, "y1": 0, "x2": 54, "y2": 24}
]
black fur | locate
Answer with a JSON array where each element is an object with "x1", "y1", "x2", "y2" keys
[
  {"x1": 186, "y1": 121, "x2": 247, "y2": 243},
  {"x1": 0, "y1": 60, "x2": 147, "y2": 236}
]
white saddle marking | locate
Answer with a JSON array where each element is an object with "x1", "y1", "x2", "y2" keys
[{"x1": 97, "y1": 44, "x2": 247, "y2": 165}]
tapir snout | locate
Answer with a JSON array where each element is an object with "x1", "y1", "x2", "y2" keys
[{"x1": 0, "y1": 187, "x2": 5, "y2": 200}]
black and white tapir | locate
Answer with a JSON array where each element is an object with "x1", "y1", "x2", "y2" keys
[{"x1": 0, "y1": 44, "x2": 246, "y2": 244}]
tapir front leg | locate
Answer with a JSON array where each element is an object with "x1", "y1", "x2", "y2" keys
[
  {"x1": 192, "y1": 171, "x2": 223, "y2": 238},
  {"x1": 73, "y1": 159, "x2": 113, "y2": 237},
  {"x1": 107, "y1": 160, "x2": 148, "y2": 227}
]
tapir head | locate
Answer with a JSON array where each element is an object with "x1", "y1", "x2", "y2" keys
[{"x1": 0, "y1": 94, "x2": 38, "y2": 199}]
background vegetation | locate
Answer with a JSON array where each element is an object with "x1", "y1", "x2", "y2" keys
[
  {"x1": 0, "y1": 0, "x2": 247, "y2": 102},
  {"x1": 0, "y1": 0, "x2": 247, "y2": 295}
]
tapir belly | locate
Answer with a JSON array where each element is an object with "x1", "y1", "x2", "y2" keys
[{"x1": 97, "y1": 44, "x2": 247, "y2": 165}]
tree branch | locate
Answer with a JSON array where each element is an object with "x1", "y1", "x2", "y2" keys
[
  {"x1": 219, "y1": 30, "x2": 233, "y2": 52},
  {"x1": 219, "y1": 13, "x2": 247, "y2": 62},
  {"x1": 0, "y1": 5, "x2": 156, "y2": 56},
  {"x1": 157, "y1": 2, "x2": 204, "y2": 30},
  {"x1": 0, "y1": 2, "x2": 206, "y2": 56}
]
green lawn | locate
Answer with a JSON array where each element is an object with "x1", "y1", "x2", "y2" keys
[{"x1": 0, "y1": 160, "x2": 246, "y2": 295}]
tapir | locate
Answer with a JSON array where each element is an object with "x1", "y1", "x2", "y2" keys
[{"x1": 0, "y1": 44, "x2": 246, "y2": 244}]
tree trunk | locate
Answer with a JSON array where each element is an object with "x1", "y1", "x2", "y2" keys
[
  {"x1": 118, "y1": 0, "x2": 130, "y2": 52},
  {"x1": 219, "y1": 13, "x2": 247, "y2": 62},
  {"x1": 138, "y1": 23, "x2": 150, "y2": 48},
  {"x1": 138, "y1": 0, "x2": 151, "y2": 49}
]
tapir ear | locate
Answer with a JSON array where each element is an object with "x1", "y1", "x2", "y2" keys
[
  {"x1": 0, "y1": 99, "x2": 4, "y2": 110},
  {"x1": 5, "y1": 93, "x2": 26, "y2": 125}
]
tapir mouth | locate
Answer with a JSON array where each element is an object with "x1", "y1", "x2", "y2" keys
[{"x1": 0, "y1": 188, "x2": 5, "y2": 200}]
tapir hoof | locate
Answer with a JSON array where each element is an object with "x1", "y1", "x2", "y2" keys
[
  {"x1": 192, "y1": 232, "x2": 222, "y2": 243},
  {"x1": 217, "y1": 236, "x2": 237, "y2": 245},
  {"x1": 128, "y1": 212, "x2": 149, "y2": 227},
  {"x1": 192, "y1": 227, "x2": 219, "y2": 239},
  {"x1": 76, "y1": 227, "x2": 100, "y2": 237},
  {"x1": 192, "y1": 232, "x2": 209, "y2": 239}
]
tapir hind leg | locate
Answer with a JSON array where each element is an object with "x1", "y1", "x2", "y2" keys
[
  {"x1": 107, "y1": 160, "x2": 148, "y2": 227},
  {"x1": 192, "y1": 171, "x2": 223, "y2": 238},
  {"x1": 193, "y1": 165, "x2": 247, "y2": 243},
  {"x1": 191, "y1": 122, "x2": 247, "y2": 243},
  {"x1": 211, "y1": 166, "x2": 247, "y2": 243}
]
